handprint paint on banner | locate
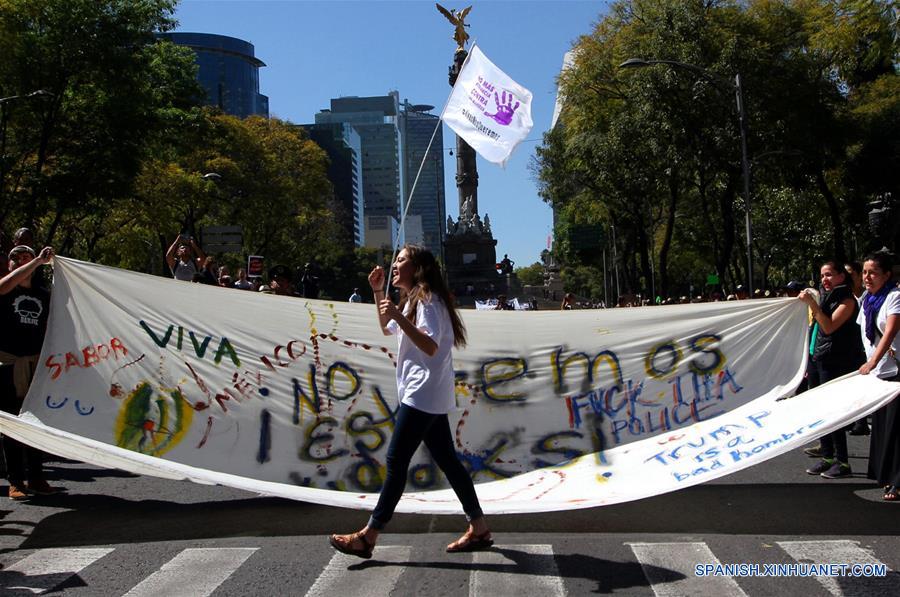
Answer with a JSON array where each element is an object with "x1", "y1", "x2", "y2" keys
[{"x1": 442, "y1": 45, "x2": 533, "y2": 167}]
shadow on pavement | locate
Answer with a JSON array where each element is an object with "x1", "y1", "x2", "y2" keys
[
  {"x1": 7, "y1": 481, "x2": 897, "y2": 549},
  {"x1": 349, "y1": 546, "x2": 669, "y2": 593}
]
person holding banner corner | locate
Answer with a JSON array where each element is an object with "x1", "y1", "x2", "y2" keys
[
  {"x1": 797, "y1": 260, "x2": 865, "y2": 479},
  {"x1": 0, "y1": 245, "x2": 64, "y2": 500},
  {"x1": 329, "y1": 244, "x2": 492, "y2": 558},
  {"x1": 855, "y1": 252, "x2": 900, "y2": 501}
]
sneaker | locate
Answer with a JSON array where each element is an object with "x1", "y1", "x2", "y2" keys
[
  {"x1": 803, "y1": 444, "x2": 823, "y2": 458},
  {"x1": 25, "y1": 480, "x2": 64, "y2": 496},
  {"x1": 806, "y1": 460, "x2": 833, "y2": 475},
  {"x1": 820, "y1": 462, "x2": 852, "y2": 479},
  {"x1": 8, "y1": 483, "x2": 32, "y2": 500}
]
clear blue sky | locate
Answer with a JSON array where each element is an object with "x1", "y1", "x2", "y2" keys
[{"x1": 174, "y1": 0, "x2": 610, "y2": 267}]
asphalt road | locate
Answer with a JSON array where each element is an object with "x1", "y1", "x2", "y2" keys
[{"x1": 1, "y1": 433, "x2": 897, "y2": 596}]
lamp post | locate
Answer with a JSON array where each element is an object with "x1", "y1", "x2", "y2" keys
[{"x1": 618, "y1": 58, "x2": 754, "y2": 295}]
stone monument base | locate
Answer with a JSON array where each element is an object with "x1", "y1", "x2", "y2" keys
[{"x1": 444, "y1": 232, "x2": 502, "y2": 299}]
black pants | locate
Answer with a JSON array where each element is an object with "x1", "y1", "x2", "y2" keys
[
  {"x1": 0, "y1": 365, "x2": 44, "y2": 484},
  {"x1": 368, "y1": 403, "x2": 483, "y2": 530},
  {"x1": 808, "y1": 358, "x2": 852, "y2": 463}
]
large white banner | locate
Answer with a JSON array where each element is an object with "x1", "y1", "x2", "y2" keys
[
  {"x1": 442, "y1": 45, "x2": 534, "y2": 167},
  {"x1": 1, "y1": 257, "x2": 898, "y2": 514}
]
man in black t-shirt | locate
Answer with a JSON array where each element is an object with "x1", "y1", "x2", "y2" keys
[{"x1": 0, "y1": 245, "x2": 64, "y2": 500}]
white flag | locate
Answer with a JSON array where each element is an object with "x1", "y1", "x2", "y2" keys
[{"x1": 442, "y1": 46, "x2": 534, "y2": 167}]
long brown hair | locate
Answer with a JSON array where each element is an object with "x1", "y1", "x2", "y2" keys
[{"x1": 397, "y1": 244, "x2": 467, "y2": 348}]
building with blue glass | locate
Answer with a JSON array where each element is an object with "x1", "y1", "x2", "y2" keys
[
  {"x1": 399, "y1": 100, "x2": 446, "y2": 261},
  {"x1": 301, "y1": 123, "x2": 365, "y2": 248},
  {"x1": 157, "y1": 32, "x2": 269, "y2": 118}
]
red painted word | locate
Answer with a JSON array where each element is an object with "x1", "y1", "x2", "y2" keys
[{"x1": 45, "y1": 338, "x2": 129, "y2": 379}]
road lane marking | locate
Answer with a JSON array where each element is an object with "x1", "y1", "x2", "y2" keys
[
  {"x1": 778, "y1": 540, "x2": 898, "y2": 596},
  {"x1": 0, "y1": 548, "x2": 113, "y2": 594},
  {"x1": 122, "y1": 547, "x2": 257, "y2": 597},
  {"x1": 470, "y1": 544, "x2": 565, "y2": 597},
  {"x1": 628, "y1": 541, "x2": 748, "y2": 597},
  {"x1": 305, "y1": 546, "x2": 411, "y2": 597}
]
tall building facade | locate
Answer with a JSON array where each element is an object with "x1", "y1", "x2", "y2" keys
[
  {"x1": 399, "y1": 101, "x2": 446, "y2": 260},
  {"x1": 315, "y1": 93, "x2": 404, "y2": 250},
  {"x1": 301, "y1": 123, "x2": 364, "y2": 248},
  {"x1": 157, "y1": 32, "x2": 269, "y2": 118}
]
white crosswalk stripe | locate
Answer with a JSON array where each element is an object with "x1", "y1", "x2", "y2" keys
[
  {"x1": 777, "y1": 540, "x2": 899, "y2": 597},
  {"x1": 0, "y1": 547, "x2": 113, "y2": 594},
  {"x1": 628, "y1": 541, "x2": 748, "y2": 597},
  {"x1": 1, "y1": 539, "x2": 898, "y2": 596},
  {"x1": 122, "y1": 547, "x2": 258, "y2": 597},
  {"x1": 304, "y1": 546, "x2": 411, "y2": 597},
  {"x1": 470, "y1": 544, "x2": 565, "y2": 597}
]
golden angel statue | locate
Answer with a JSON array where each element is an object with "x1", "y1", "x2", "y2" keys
[{"x1": 436, "y1": 4, "x2": 472, "y2": 50}]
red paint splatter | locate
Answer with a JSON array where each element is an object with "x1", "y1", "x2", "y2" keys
[{"x1": 197, "y1": 416, "x2": 214, "y2": 448}]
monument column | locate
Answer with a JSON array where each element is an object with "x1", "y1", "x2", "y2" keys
[
  {"x1": 438, "y1": 5, "x2": 504, "y2": 301},
  {"x1": 449, "y1": 50, "x2": 479, "y2": 216}
]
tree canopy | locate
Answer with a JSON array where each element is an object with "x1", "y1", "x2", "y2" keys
[
  {"x1": 536, "y1": 0, "x2": 898, "y2": 299},
  {"x1": 0, "y1": 0, "x2": 370, "y2": 297}
]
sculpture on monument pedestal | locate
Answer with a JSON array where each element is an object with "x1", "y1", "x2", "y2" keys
[{"x1": 435, "y1": 4, "x2": 472, "y2": 50}]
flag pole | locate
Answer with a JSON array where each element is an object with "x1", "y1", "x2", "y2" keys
[{"x1": 385, "y1": 42, "x2": 477, "y2": 296}]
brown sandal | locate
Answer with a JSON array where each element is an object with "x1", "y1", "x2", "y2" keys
[
  {"x1": 884, "y1": 486, "x2": 898, "y2": 502},
  {"x1": 329, "y1": 532, "x2": 375, "y2": 559},
  {"x1": 446, "y1": 529, "x2": 494, "y2": 553}
]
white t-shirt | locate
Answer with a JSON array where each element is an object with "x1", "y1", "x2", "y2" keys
[
  {"x1": 386, "y1": 294, "x2": 456, "y2": 414},
  {"x1": 856, "y1": 288, "x2": 900, "y2": 379},
  {"x1": 171, "y1": 259, "x2": 197, "y2": 281}
]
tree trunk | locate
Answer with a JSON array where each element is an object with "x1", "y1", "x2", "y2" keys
[
  {"x1": 658, "y1": 168, "x2": 679, "y2": 298},
  {"x1": 815, "y1": 170, "x2": 847, "y2": 263}
]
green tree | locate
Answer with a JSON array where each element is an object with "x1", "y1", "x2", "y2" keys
[
  {"x1": 514, "y1": 261, "x2": 544, "y2": 286},
  {"x1": 536, "y1": 0, "x2": 898, "y2": 298},
  {"x1": 0, "y1": 0, "x2": 199, "y2": 249}
]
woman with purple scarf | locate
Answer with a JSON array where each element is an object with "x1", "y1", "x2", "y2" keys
[{"x1": 856, "y1": 252, "x2": 900, "y2": 501}]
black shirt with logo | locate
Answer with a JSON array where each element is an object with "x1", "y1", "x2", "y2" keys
[{"x1": 0, "y1": 285, "x2": 50, "y2": 356}]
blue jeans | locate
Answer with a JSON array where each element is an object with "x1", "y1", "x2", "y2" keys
[
  {"x1": 808, "y1": 359, "x2": 850, "y2": 463},
  {"x1": 368, "y1": 403, "x2": 484, "y2": 530}
]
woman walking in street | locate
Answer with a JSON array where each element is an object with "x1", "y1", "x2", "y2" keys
[
  {"x1": 329, "y1": 245, "x2": 492, "y2": 558},
  {"x1": 856, "y1": 253, "x2": 900, "y2": 501}
]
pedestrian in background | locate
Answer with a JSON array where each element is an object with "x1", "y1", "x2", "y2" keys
[{"x1": 329, "y1": 245, "x2": 492, "y2": 559}]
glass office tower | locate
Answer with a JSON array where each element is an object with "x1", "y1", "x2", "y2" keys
[{"x1": 157, "y1": 32, "x2": 269, "y2": 118}]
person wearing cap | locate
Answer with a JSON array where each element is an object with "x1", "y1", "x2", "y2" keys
[
  {"x1": 13, "y1": 228, "x2": 34, "y2": 249},
  {"x1": 0, "y1": 245, "x2": 64, "y2": 500},
  {"x1": 784, "y1": 280, "x2": 804, "y2": 297},
  {"x1": 269, "y1": 265, "x2": 299, "y2": 297}
]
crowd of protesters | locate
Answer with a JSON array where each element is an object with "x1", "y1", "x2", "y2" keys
[{"x1": 164, "y1": 234, "x2": 321, "y2": 298}]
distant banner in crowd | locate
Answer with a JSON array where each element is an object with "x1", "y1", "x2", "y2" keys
[
  {"x1": 474, "y1": 298, "x2": 530, "y2": 310},
  {"x1": 442, "y1": 45, "x2": 534, "y2": 167},
  {"x1": 1, "y1": 257, "x2": 898, "y2": 513}
]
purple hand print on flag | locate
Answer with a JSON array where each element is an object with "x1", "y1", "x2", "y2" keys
[{"x1": 485, "y1": 90, "x2": 520, "y2": 126}]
